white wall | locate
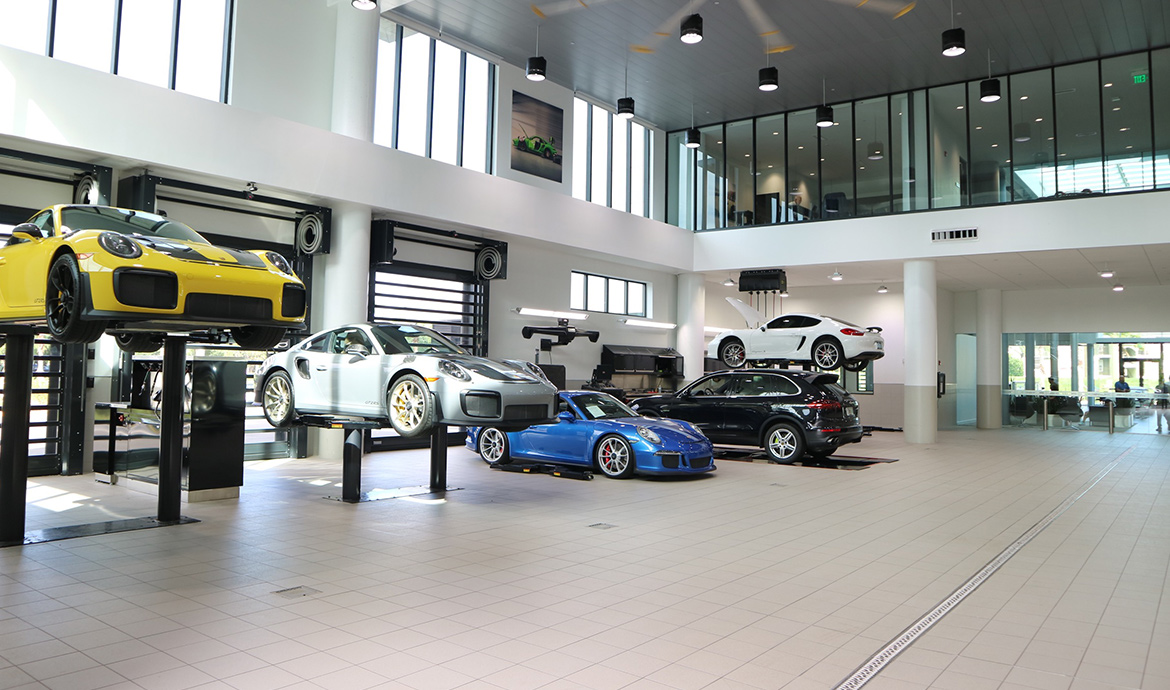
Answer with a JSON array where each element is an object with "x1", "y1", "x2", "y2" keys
[
  {"x1": 488, "y1": 239, "x2": 679, "y2": 386},
  {"x1": 230, "y1": 0, "x2": 337, "y2": 130}
]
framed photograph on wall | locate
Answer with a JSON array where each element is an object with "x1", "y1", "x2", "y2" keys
[{"x1": 511, "y1": 91, "x2": 564, "y2": 183}]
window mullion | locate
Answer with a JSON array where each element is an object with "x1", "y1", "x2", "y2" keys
[
  {"x1": 169, "y1": 0, "x2": 181, "y2": 90},
  {"x1": 456, "y1": 51, "x2": 466, "y2": 168},
  {"x1": 111, "y1": 0, "x2": 123, "y2": 74},
  {"x1": 46, "y1": 0, "x2": 58, "y2": 56},
  {"x1": 425, "y1": 37, "x2": 435, "y2": 159}
]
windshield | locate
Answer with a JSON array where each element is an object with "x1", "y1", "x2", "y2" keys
[
  {"x1": 571, "y1": 392, "x2": 638, "y2": 420},
  {"x1": 60, "y1": 206, "x2": 209, "y2": 244},
  {"x1": 371, "y1": 324, "x2": 465, "y2": 355}
]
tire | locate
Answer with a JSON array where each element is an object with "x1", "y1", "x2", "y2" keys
[
  {"x1": 764, "y1": 422, "x2": 805, "y2": 464},
  {"x1": 114, "y1": 332, "x2": 164, "y2": 354},
  {"x1": 843, "y1": 359, "x2": 869, "y2": 372},
  {"x1": 232, "y1": 326, "x2": 286, "y2": 351},
  {"x1": 719, "y1": 338, "x2": 747, "y2": 368},
  {"x1": 812, "y1": 338, "x2": 843, "y2": 370},
  {"x1": 387, "y1": 374, "x2": 436, "y2": 438},
  {"x1": 594, "y1": 435, "x2": 636, "y2": 478},
  {"x1": 45, "y1": 253, "x2": 105, "y2": 344},
  {"x1": 261, "y1": 370, "x2": 296, "y2": 427},
  {"x1": 478, "y1": 427, "x2": 511, "y2": 464}
]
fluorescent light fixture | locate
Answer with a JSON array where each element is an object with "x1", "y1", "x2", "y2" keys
[
  {"x1": 1099, "y1": 270, "x2": 1114, "y2": 279},
  {"x1": 620, "y1": 318, "x2": 676, "y2": 330},
  {"x1": 515, "y1": 307, "x2": 587, "y2": 320},
  {"x1": 1113, "y1": 284, "x2": 1125, "y2": 292},
  {"x1": 704, "y1": 326, "x2": 732, "y2": 334}
]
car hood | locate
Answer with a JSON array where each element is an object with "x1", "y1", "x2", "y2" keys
[
  {"x1": 726, "y1": 297, "x2": 765, "y2": 329},
  {"x1": 443, "y1": 354, "x2": 544, "y2": 382},
  {"x1": 126, "y1": 234, "x2": 267, "y2": 268},
  {"x1": 611, "y1": 416, "x2": 708, "y2": 443}
]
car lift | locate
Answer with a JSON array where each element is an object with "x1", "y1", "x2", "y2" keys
[
  {"x1": 521, "y1": 319, "x2": 600, "y2": 361},
  {"x1": 1, "y1": 331, "x2": 198, "y2": 547},
  {"x1": 296, "y1": 415, "x2": 458, "y2": 503},
  {"x1": 490, "y1": 461, "x2": 593, "y2": 480}
]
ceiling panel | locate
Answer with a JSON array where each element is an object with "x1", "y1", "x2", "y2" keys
[{"x1": 387, "y1": 0, "x2": 1167, "y2": 132}]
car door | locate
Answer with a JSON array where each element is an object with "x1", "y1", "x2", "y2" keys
[
  {"x1": 533, "y1": 396, "x2": 591, "y2": 464},
  {"x1": 0, "y1": 210, "x2": 55, "y2": 312},
  {"x1": 722, "y1": 373, "x2": 800, "y2": 443},
  {"x1": 319, "y1": 327, "x2": 384, "y2": 416},
  {"x1": 748, "y1": 315, "x2": 810, "y2": 358},
  {"x1": 652, "y1": 374, "x2": 735, "y2": 443}
]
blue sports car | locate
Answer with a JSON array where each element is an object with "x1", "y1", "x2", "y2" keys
[{"x1": 466, "y1": 391, "x2": 715, "y2": 478}]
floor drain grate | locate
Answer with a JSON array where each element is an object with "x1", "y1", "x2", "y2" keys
[
  {"x1": 272, "y1": 585, "x2": 322, "y2": 599},
  {"x1": 589, "y1": 523, "x2": 616, "y2": 530}
]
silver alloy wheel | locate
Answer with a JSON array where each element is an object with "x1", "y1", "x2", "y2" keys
[
  {"x1": 263, "y1": 372, "x2": 292, "y2": 426},
  {"x1": 720, "y1": 340, "x2": 746, "y2": 368},
  {"x1": 596, "y1": 436, "x2": 631, "y2": 477},
  {"x1": 814, "y1": 340, "x2": 842, "y2": 369},
  {"x1": 479, "y1": 427, "x2": 507, "y2": 463},
  {"x1": 767, "y1": 426, "x2": 799, "y2": 462},
  {"x1": 390, "y1": 377, "x2": 427, "y2": 433}
]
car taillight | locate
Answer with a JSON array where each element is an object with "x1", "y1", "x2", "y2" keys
[
  {"x1": 806, "y1": 400, "x2": 842, "y2": 412},
  {"x1": 840, "y1": 328, "x2": 865, "y2": 336}
]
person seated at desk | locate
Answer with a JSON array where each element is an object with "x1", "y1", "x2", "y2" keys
[{"x1": 1114, "y1": 375, "x2": 1130, "y2": 393}]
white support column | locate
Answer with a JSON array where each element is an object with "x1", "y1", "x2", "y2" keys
[
  {"x1": 675, "y1": 273, "x2": 706, "y2": 384},
  {"x1": 976, "y1": 288, "x2": 1003, "y2": 429},
  {"x1": 903, "y1": 260, "x2": 937, "y2": 443},
  {"x1": 331, "y1": 3, "x2": 379, "y2": 141},
  {"x1": 316, "y1": 201, "x2": 372, "y2": 329}
]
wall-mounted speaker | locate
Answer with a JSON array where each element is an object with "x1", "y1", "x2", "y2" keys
[
  {"x1": 370, "y1": 219, "x2": 395, "y2": 265},
  {"x1": 475, "y1": 245, "x2": 507, "y2": 281},
  {"x1": 738, "y1": 269, "x2": 787, "y2": 293},
  {"x1": 295, "y1": 211, "x2": 330, "y2": 255},
  {"x1": 74, "y1": 174, "x2": 100, "y2": 205}
]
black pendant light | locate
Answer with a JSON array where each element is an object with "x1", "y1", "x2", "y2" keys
[
  {"x1": 980, "y1": 51, "x2": 1000, "y2": 102},
  {"x1": 941, "y1": 0, "x2": 965, "y2": 56},
  {"x1": 816, "y1": 79, "x2": 833, "y2": 127},
  {"x1": 867, "y1": 141, "x2": 884, "y2": 160},
  {"x1": 617, "y1": 54, "x2": 634, "y2": 118},
  {"x1": 1013, "y1": 122, "x2": 1032, "y2": 142},
  {"x1": 759, "y1": 66, "x2": 779, "y2": 92},
  {"x1": 526, "y1": 25, "x2": 545, "y2": 81},
  {"x1": 681, "y1": 14, "x2": 703, "y2": 44},
  {"x1": 351, "y1": 0, "x2": 376, "y2": 9},
  {"x1": 685, "y1": 103, "x2": 701, "y2": 148}
]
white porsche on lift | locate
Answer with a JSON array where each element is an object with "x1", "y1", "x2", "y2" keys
[{"x1": 707, "y1": 298, "x2": 885, "y2": 371}]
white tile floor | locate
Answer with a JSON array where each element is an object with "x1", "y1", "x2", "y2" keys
[{"x1": 3, "y1": 427, "x2": 1168, "y2": 689}]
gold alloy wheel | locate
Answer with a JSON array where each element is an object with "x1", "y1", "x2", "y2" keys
[
  {"x1": 390, "y1": 378, "x2": 426, "y2": 432},
  {"x1": 263, "y1": 374, "x2": 292, "y2": 424}
]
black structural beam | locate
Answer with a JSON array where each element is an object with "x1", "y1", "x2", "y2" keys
[
  {"x1": 429, "y1": 424, "x2": 447, "y2": 492},
  {"x1": 157, "y1": 336, "x2": 187, "y2": 522},
  {"x1": 342, "y1": 429, "x2": 363, "y2": 503},
  {"x1": 0, "y1": 330, "x2": 34, "y2": 545}
]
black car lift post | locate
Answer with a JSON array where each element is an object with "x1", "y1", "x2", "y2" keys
[
  {"x1": 0, "y1": 329, "x2": 34, "y2": 546},
  {"x1": 301, "y1": 416, "x2": 457, "y2": 502}
]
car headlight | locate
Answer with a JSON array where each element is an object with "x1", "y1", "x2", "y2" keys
[
  {"x1": 636, "y1": 427, "x2": 661, "y2": 445},
  {"x1": 438, "y1": 359, "x2": 471, "y2": 381},
  {"x1": 264, "y1": 251, "x2": 295, "y2": 276},
  {"x1": 98, "y1": 232, "x2": 142, "y2": 259}
]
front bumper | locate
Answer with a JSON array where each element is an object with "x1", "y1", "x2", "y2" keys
[
  {"x1": 632, "y1": 438, "x2": 716, "y2": 475},
  {"x1": 435, "y1": 382, "x2": 558, "y2": 430}
]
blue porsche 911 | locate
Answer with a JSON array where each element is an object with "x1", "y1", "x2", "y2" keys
[{"x1": 466, "y1": 391, "x2": 716, "y2": 478}]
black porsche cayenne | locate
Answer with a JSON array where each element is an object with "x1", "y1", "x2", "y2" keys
[{"x1": 630, "y1": 369, "x2": 863, "y2": 463}]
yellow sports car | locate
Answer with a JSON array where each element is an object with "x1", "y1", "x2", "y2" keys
[{"x1": 0, "y1": 204, "x2": 306, "y2": 350}]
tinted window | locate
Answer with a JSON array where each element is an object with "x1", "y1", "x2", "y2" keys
[
  {"x1": 733, "y1": 374, "x2": 800, "y2": 396},
  {"x1": 372, "y1": 324, "x2": 464, "y2": 355},
  {"x1": 572, "y1": 393, "x2": 637, "y2": 420},
  {"x1": 303, "y1": 334, "x2": 329, "y2": 352},
  {"x1": 818, "y1": 380, "x2": 850, "y2": 399},
  {"x1": 60, "y1": 206, "x2": 207, "y2": 243},
  {"x1": 333, "y1": 328, "x2": 372, "y2": 353},
  {"x1": 688, "y1": 374, "x2": 737, "y2": 396},
  {"x1": 767, "y1": 315, "x2": 807, "y2": 329}
]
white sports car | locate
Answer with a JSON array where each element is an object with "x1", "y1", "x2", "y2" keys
[
  {"x1": 254, "y1": 322, "x2": 559, "y2": 437},
  {"x1": 707, "y1": 298, "x2": 884, "y2": 371}
]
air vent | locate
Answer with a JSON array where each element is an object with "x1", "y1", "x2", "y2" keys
[{"x1": 931, "y1": 227, "x2": 978, "y2": 242}]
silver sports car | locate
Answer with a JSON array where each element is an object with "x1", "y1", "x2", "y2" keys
[{"x1": 254, "y1": 322, "x2": 559, "y2": 437}]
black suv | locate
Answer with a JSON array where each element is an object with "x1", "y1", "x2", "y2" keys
[{"x1": 630, "y1": 370, "x2": 862, "y2": 463}]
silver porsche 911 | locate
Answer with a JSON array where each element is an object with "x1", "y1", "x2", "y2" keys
[{"x1": 254, "y1": 322, "x2": 559, "y2": 437}]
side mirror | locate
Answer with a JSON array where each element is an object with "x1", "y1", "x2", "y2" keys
[
  {"x1": 8, "y1": 224, "x2": 43, "y2": 244},
  {"x1": 345, "y1": 345, "x2": 369, "y2": 358},
  {"x1": 556, "y1": 411, "x2": 575, "y2": 423},
  {"x1": 760, "y1": 325, "x2": 767, "y2": 332}
]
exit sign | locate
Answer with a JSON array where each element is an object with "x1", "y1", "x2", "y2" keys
[{"x1": 1134, "y1": 73, "x2": 1148, "y2": 84}]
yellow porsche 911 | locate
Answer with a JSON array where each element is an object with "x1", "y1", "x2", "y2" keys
[{"x1": 0, "y1": 204, "x2": 306, "y2": 350}]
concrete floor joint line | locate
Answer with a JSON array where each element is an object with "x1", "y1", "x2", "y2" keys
[{"x1": 831, "y1": 445, "x2": 1135, "y2": 690}]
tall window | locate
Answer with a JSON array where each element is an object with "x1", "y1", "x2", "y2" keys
[
  {"x1": 0, "y1": 0, "x2": 231, "y2": 102},
  {"x1": 572, "y1": 98, "x2": 651, "y2": 218},
  {"x1": 373, "y1": 20, "x2": 496, "y2": 172}
]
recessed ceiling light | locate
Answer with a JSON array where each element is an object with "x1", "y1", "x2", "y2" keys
[
  {"x1": 1113, "y1": 284, "x2": 1124, "y2": 292},
  {"x1": 877, "y1": 285, "x2": 888, "y2": 294},
  {"x1": 1104, "y1": 82, "x2": 1114, "y2": 87},
  {"x1": 1020, "y1": 95, "x2": 1029, "y2": 100},
  {"x1": 829, "y1": 270, "x2": 843, "y2": 281}
]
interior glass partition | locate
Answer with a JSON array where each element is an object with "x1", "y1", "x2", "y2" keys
[
  {"x1": 1101, "y1": 53, "x2": 1153, "y2": 193},
  {"x1": 929, "y1": 83, "x2": 969, "y2": 209},
  {"x1": 968, "y1": 78, "x2": 1010, "y2": 206},
  {"x1": 891, "y1": 91, "x2": 929, "y2": 212},
  {"x1": 820, "y1": 103, "x2": 854, "y2": 218},
  {"x1": 696, "y1": 124, "x2": 726, "y2": 230},
  {"x1": 1054, "y1": 61, "x2": 1104, "y2": 194},
  {"x1": 854, "y1": 97, "x2": 890, "y2": 216},
  {"x1": 725, "y1": 121, "x2": 754, "y2": 227},
  {"x1": 787, "y1": 109, "x2": 818, "y2": 222},
  {"x1": 754, "y1": 114, "x2": 785, "y2": 225},
  {"x1": 1155, "y1": 48, "x2": 1170, "y2": 189},
  {"x1": 1009, "y1": 69, "x2": 1056, "y2": 201}
]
